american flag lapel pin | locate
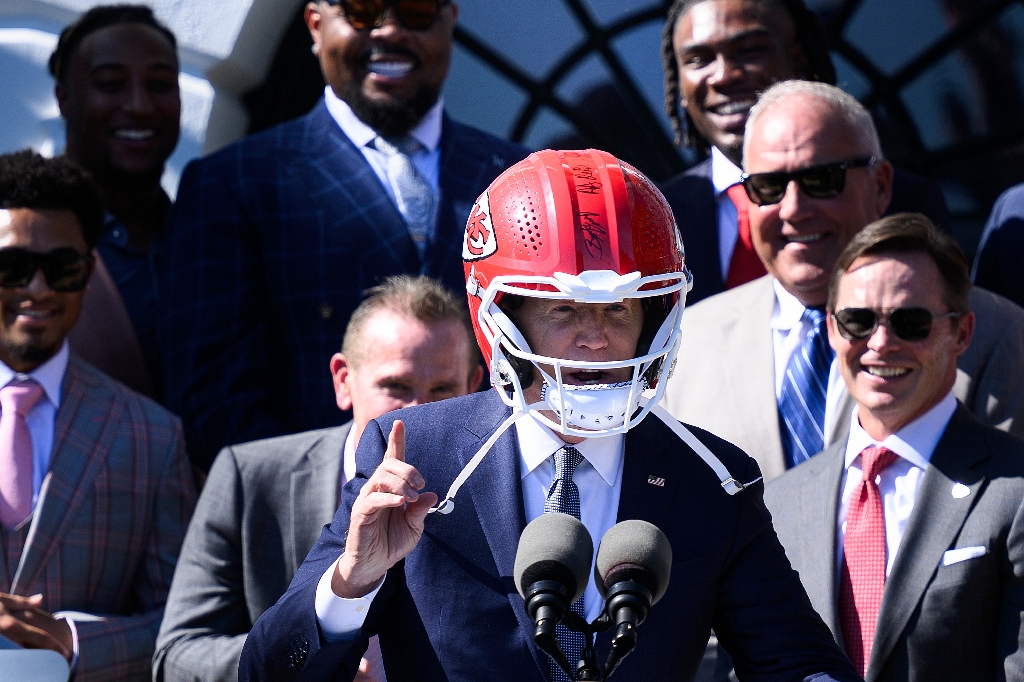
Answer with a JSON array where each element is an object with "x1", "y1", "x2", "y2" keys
[{"x1": 647, "y1": 475, "x2": 666, "y2": 487}]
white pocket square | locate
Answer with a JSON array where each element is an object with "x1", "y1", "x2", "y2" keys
[{"x1": 942, "y1": 546, "x2": 987, "y2": 566}]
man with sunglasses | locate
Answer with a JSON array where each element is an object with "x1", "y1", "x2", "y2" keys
[
  {"x1": 663, "y1": 80, "x2": 1024, "y2": 485},
  {"x1": 160, "y1": 0, "x2": 528, "y2": 471},
  {"x1": 764, "y1": 213, "x2": 1024, "y2": 681},
  {"x1": 659, "y1": 0, "x2": 949, "y2": 306},
  {"x1": 0, "y1": 150, "x2": 195, "y2": 681}
]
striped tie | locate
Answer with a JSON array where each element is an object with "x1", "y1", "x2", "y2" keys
[
  {"x1": 778, "y1": 307, "x2": 833, "y2": 468},
  {"x1": 544, "y1": 446, "x2": 587, "y2": 681}
]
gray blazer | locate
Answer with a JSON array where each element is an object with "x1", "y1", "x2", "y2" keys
[
  {"x1": 663, "y1": 275, "x2": 1024, "y2": 482},
  {"x1": 764, "y1": 405, "x2": 1024, "y2": 681},
  {"x1": 153, "y1": 425, "x2": 349, "y2": 682}
]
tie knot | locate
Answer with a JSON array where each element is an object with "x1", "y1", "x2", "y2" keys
[
  {"x1": 554, "y1": 446, "x2": 584, "y2": 481},
  {"x1": 374, "y1": 135, "x2": 422, "y2": 157},
  {"x1": 804, "y1": 306, "x2": 827, "y2": 329},
  {"x1": 860, "y1": 445, "x2": 898, "y2": 481},
  {"x1": 0, "y1": 380, "x2": 43, "y2": 417},
  {"x1": 725, "y1": 183, "x2": 750, "y2": 209}
]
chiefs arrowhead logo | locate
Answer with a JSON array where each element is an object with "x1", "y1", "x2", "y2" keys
[{"x1": 463, "y1": 192, "x2": 497, "y2": 261}]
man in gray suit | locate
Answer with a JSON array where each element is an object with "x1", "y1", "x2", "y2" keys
[
  {"x1": 765, "y1": 213, "x2": 1024, "y2": 681},
  {"x1": 153, "y1": 275, "x2": 483, "y2": 682},
  {"x1": 663, "y1": 80, "x2": 1024, "y2": 483}
]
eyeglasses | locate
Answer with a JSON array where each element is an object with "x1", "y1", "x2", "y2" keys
[
  {"x1": 739, "y1": 157, "x2": 878, "y2": 206},
  {"x1": 330, "y1": 0, "x2": 451, "y2": 31},
  {"x1": 0, "y1": 248, "x2": 94, "y2": 292},
  {"x1": 832, "y1": 307, "x2": 961, "y2": 342}
]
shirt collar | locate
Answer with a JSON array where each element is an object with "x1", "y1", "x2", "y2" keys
[
  {"x1": 845, "y1": 390, "x2": 957, "y2": 471},
  {"x1": 0, "y1": 341, "x2": 68, "y2": 409},
  {"x1": 516, "y1": 412, "x2": 624, "y2": 487},
  {"x1": 710, "y1": 147, "x2": 743, "y2": 197},
  {"x1": 323, "y1": 86, "x2": 444, "y2": 153},
  {"x1": 770, "y1": 278, "x2": 809, "y2": 331}
]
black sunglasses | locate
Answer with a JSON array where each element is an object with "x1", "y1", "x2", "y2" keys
[
  {"x1": 0, "y1": 247, "x2": 94, "y2": 292},
  {"x1": 832, "y1": 307, "x2": 960, "y2": 342},
  {"x1": 330, "y1": 0, "x2": 451, "y2": 31},
  {"x1": 739, "y1": 157, "x2": 878, "y2": 206}
]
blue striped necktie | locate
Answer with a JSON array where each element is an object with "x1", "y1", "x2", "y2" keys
[
  {"x1": 778, "y1": 307, "x2": 834, "y2": 468},
  {"x1": 544, "y1": 446, "x2": 587, "y2": 681}
]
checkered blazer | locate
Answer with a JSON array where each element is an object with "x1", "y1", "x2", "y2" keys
[
  {"x1": 2, "y1": 353, "x2": 196, "y2": 682},
  {"x1": 159, "y1": 100, "x2": 528, "y2": 470}
]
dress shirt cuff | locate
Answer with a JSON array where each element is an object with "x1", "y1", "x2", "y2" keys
[
  {"x1": 52, "y1": 612, "x2": 79, "y2": 675},
  {"x1": 314, "y1": 557, "x2": 385, "y2": 642}
]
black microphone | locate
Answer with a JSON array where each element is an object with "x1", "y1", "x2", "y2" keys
[
  {"x1": 514, "y1": 512, "x2": 594, "y2": 679},
  {"x1": 594, "y1": 520, "x2": 673, "y2": 677}
]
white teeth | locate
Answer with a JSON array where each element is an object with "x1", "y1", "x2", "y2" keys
[
  {"x1": 786, "y1": 233, "x2": 826, "y2": 244},
  {"x1": 865, "y1": 366, "x2": 909, "y2": 377},
  {"x1": 18, "y1": 310, "x2": 49, "y2": 318},
  {"x1": 367, "y1": 61, "x2": 414, "y2": 78},
  {"x1": 713, "y1": 101, "x2": 754, "y2": 115},
  {"x1": 114, "y1": 129, "x2": 154, "y2": 140}
]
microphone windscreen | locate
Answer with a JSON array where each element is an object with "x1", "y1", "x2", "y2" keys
[
  {"x1": 594, "y1": 520, "x2": 673, "y2": 604},
  {"x1": 514, "y1": 512, "x2": 594, "y2": 604}
]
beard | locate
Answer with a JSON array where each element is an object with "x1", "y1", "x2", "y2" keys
[{"x1": 343, "y1": 80, "x2": 440, "y2": 138}]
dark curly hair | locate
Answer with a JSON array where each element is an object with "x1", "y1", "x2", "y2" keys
[
  {"x1": 48, "y1": 4, "x2": 177, "y2": 83},
  {"x1": 0, "y1": 150, "x2": 105, "y2": 249},
  {"x1": 661, "y1": 0, "x2": 836, "y2": 149}
]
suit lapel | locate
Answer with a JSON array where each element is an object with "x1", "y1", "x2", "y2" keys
[
  {"x1": 288, "y1": 425, "x2": 348, "y2": 576},
  {"x1": 796, "y1": 443, "x2": 846, "y2": 640},
  {"x1": 300, "y1": 103, "x2": 420, "y2": 273},
  {"x1": 728, "y1": 277, "x2": 786, "y2": 480},
  {"x1": 827, "y1": 389, "x2": 856, "y2": 448},
  {"x1": 615, "y1": 418, "x2": 681, "y2": 527},
  {"x1": 868, "y1": 407, "x2": 988, "y2": 680},
  {"x1": 452, "y1": 402, "x2": 548, "y2": 679},
  {"x1": 14, "y1": 357, "x2": 123, "y2": 591}
]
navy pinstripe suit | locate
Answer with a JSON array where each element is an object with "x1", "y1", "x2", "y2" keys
[{"x1": 159, "y1": 101, "x2": 528, "y2": 469}]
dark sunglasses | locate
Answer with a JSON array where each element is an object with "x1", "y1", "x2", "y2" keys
[
  {"x1": 739, "y1": 156, "x2": 878, "y2": 205},
  {"x1": 330, "y1": 0, "x2": 450, "y2": 31},
  {"x1": 0, "y1": 247, "x2": 94, "y2": 292},
  {"x1": 832, "y1": 307, "x2": 960, "y2": 342}
]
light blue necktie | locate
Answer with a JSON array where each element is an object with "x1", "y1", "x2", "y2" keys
[
  {"x1": 373, "y1": 135, "x2": 434, "y2": 262},
  {"x1": 544, "y1": 446, "x2": 588, "y2": 681},
  {"x1": 778, "y1": 307, "x2": 834, "y2": 468}
]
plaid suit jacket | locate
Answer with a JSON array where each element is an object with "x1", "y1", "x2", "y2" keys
[
  {"x1": 1, "y1": 354, "x2": 197, "y2": 682},
  {"x1": 159, "y1": 101, "x2": 528, "y2": 470}
]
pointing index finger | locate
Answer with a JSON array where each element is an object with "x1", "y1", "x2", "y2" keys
[{"x1": 385, "y1": 420, "x2": 406, "y2": 462}]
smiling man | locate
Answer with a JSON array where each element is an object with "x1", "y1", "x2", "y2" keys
[
  {"x1": 160, "y1": 0, "x2": 529, "y2": 471},
  {"x1": 50, "y1": 5, "x2": 181, "y2": 397},
  {"x1": 658, "y1": 0, "x2": 949, "y2": 304},
  {"x1": 663, "y1": 80, "x2": 1024, "y2": 483},
  {"x1": 238, "y1": 149, "x2": 860, "y2": 682},
  {"x1": 765, "y1": 213, "x2": 1024, "y2": 681},
  {"x1": 0, "y1": 150, "x2": 195, "y2": 682}
]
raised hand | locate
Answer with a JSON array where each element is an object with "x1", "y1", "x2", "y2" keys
[{"x1": 332, "y1": 420, "x2": 437, "y2": 598}]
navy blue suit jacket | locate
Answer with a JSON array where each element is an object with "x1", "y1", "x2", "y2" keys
[
  {"x1": 240, "y1": 390, "x2": 859, "y2": 682},
  {"x1": 659, "y1": 159, "x2": 951, "y2": 305},
  {"x1": 159, "y1": 102, "x2": 529, "y2": 469},
  {"x1": 973, "y1": 183, "x2": 1024, "y2": 309}
]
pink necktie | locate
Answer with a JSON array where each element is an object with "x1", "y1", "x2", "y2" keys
[
  {"x1": 838, "y1": 445, "x2": 899, "y2": 677},
  {"x1": 0, "y1": 380, "x2": 44, "y2": 529}
]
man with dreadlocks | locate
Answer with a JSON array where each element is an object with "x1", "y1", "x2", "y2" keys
[{"x1": 658, "y1": 0, "x2": 949, "y2": 304}]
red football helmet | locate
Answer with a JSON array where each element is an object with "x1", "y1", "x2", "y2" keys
[{"x1": 462, "y1": 149, "x2": 692, "y2": 437}]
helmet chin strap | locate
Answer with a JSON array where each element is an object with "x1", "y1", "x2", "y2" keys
[{"x1": 426, "y1": 399, "x2": 760, "y2": 516}]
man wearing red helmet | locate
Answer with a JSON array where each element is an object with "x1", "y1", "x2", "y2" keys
[{"x1": 239, "y1": 150, "x2": 860, "y2": 682}]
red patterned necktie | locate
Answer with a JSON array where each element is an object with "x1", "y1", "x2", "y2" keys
[
  {"x1": 839, "y1": 445, "x2": 899, "y2": 677},
  {"x1": 0, "y1": 380, "x2": 44, "y2": 528},
  {"x1": 725, "y1": 183, "x2": 767, "y2": 289}
]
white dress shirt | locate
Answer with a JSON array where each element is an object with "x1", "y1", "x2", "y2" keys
[
  {"x1": 837, "y1": 391, "x2": 957, "y2": 575},
  {"x1": 770, "y1": 280, "x2": 846, "y2": 442},
  {"x1": 0, "y1": 342, "x2": 67, "y2": 508},
  {"x1": 710, "y1": 148, "x2": 743, "y2": 279},
  {"x1": 323, "y1": 85, "x2": 443, "y2": 212},
  {"x1": 314, "y1": 412, "x2": 625, "y2": 638}
]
